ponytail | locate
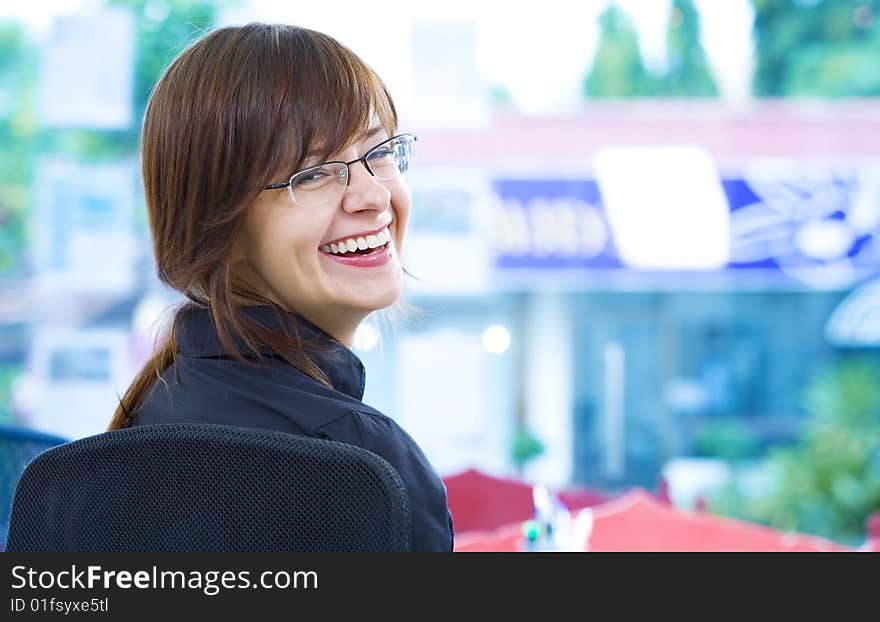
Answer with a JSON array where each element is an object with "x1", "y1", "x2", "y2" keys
[{"x1": 108, "y1": 310, "x2": 183, "y2": 431}]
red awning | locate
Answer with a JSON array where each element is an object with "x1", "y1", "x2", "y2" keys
[
  {"x1": 444, "y1": 468, "x2": 610, "y2": 533},
  {"x1": 454, "y1": 489, "x2": 852, "y2": 552}
]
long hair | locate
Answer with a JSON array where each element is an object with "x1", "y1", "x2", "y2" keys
[{"x1": 109, "y1": 23, "x2": 398, "y2": 431}]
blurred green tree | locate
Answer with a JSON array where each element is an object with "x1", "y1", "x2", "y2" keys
[
  {"x1": 110, "y1": 0, "x2": 221, "y2": 129},
  {"x1": 0, "y1": 22, "x2": 38, "y2": 277},
  {"x1": 583, "y1": 2, "x2": 718, "y2": 98},
  {"x1": 753, "y1": 0, "x2": 880, "y2": 96},
  {"x1": 0, "y1": 364, "x2": 23, "y2": 425},
  {"x1": 584, "y1": 5, "x2": 655, "y2": 97},
  {"x1": 710, "y1": 358, "x2": 880, "y2": 545},
  {"x1": 692, "y1": 417, "x2": 761, "y2": 460},
  {"x1": 657, "y1": 0, "x2": 718, "y2": 96},
  {"x1": 512, "y1": 424, "x2": 545, "y2": 474}
]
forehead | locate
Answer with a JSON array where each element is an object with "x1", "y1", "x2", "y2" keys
[{"x1": 306, "y1": 123, "x2": 389, "y2": 160}]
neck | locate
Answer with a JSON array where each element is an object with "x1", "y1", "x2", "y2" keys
[
  {"x1": 232, "y1": 296, "x2": 362, "y2": 350},
  {"x1": 298, "y1": 309, "x2": 361, "y2": 349}
]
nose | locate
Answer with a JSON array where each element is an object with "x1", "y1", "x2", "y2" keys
[{"x1": 341, "y1": 159, "x2": 391, "y2": 215}]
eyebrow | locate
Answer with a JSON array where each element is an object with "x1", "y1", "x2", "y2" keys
[{"x1": 363, "y1": 125, "x2": 386, "y2": 141}]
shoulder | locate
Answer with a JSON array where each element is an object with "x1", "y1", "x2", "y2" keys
[
  {"x1": 133, "y1": 354, "x2": 361, "y2": 434},
  {"x1": 314, "y1": 407, "x2": 438, "y2": 477},
  {"x1": 314, "y1": 406, "x2": 409, "y2": 449}
]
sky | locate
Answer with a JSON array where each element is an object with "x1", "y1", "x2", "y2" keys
[{"x1": 0, "y1": 0, "x2": 756, "y2": 113}]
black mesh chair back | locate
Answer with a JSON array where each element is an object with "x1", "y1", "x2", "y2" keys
[
  {"x1": 0, "y1": 424, "x2": 68, "y2": 551},
  {"x1": 5, "y1": 423, "x2": 412, "y2": 552}
]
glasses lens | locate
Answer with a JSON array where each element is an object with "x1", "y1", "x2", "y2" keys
[
  {"x1": 367, "y1": 135, "x2": 416, "y2": 180},
  {"x1": 289, "y1": 163, "x2": 348, "y2": 207}
]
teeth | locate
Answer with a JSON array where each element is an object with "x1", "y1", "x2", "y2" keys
[{"x1": 324, "y1": 227, "x2": 391, "y2": 255}]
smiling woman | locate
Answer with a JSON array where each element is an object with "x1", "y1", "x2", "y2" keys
[{"x1": 107, "y1": 23, "x2": 452, "y2": 552}]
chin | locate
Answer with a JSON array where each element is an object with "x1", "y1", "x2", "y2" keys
[
  {"x1": 348, "y1": 288, "x2": 401, "y2": 313},
  {"x1": 329, "y1": 273, "x2": 397, "y2": 311}
]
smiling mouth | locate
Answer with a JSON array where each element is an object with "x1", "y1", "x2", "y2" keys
[{"x1": 321, "y1": 227, "x2": 391, "y2": 256}]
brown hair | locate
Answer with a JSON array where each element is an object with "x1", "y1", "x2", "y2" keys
[{"x1": 108, "y1": 23, "x2": 398, "y2": 431}]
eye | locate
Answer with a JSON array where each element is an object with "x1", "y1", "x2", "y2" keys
[
  {"x1": 293, "y1": 167, "x2": 331, "y2": 188},
  {"x1": 366, "y1": 147, "x2": 395, "y2": 162}
]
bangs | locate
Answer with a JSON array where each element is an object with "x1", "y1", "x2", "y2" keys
[{"x1": 268, "y1": 27, "x2": 398, "y2": 178}]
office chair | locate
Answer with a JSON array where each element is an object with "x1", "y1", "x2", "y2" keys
[
  {"x1": 5, "y1": 423, "x2": 412, "y2": 552},
  {"x1": 0, "y1": 424, "x2": 68, "y2": 551}
]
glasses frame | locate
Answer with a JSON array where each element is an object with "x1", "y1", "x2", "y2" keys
[{"x1": 264, "y1": 133, "x2": 418, "y2": 207}]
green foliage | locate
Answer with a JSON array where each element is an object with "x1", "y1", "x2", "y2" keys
[
  {"x1": 512, "y1": 425, "x2": 545, "y2": 470},
  {"x1": 0, "y1": 364, "x2": 23, "y2": 425},
  {"x1": 692, "y1": 417, "x2": 761, "y2": 460},
  {"x1": 709, "y1": 358, "x2": 880, "y2": 545},
  {"x1": 584, "y1": 5, "x2": 655, "y2": 97},
  {"x1": 0, "y1": 185, "x2": 28, "y2": 274},
  {"x1": 753, "y1": 0, "x2": 880, "y2": 96},
  {"x1": 0, "y1": 21, "x2": 38, "y2": 277},
  {"x1": 658, "y1": 0, "x2": 718, "y2": 96},
  {"x1": 489, "y1": 83, "x2": 514, "y2": 106},
  {"x1": 109, "y1": 0, "x2": 221, "y2": 125},
  {"x1": 583, "y1": 1, "x2": 718, "y2": 98},
  {"x1": 784, "y1": 39, "x2": 880, "y2": 95}
]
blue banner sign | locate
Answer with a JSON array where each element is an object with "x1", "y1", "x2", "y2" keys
[{"x1": 490, "y1": 172, "x2": 880, "y2": 289}]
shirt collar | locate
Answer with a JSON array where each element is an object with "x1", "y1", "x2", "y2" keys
[{"x1": 176, "y1": 304, "x2": 366, "y2": 401}]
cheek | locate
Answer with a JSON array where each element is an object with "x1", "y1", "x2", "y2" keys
[
  {"x1": 391, "y1": 182, "x2": 412, "y2": 237},
  {"x1": 265, "y1": 227, "x2": 319, "y2": 272},
  {"x1": 247, "y1": 211, "x2": 321, "y2": 278}
]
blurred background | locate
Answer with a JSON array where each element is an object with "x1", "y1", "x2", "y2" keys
[{"x1": 1, "y1": 0, "x2": 879, "y2": 548}]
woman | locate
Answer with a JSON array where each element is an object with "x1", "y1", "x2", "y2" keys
[{"x1": 109, "y1": 23, "x2": 453, "y2": 552}]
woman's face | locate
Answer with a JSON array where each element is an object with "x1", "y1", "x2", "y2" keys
[{"x1": 231, "y1": 126, "x2": 411, "y2": 342}]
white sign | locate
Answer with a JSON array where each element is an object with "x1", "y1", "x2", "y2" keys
[
  {"x1": 39, "y1": 6, "x2": 135, "y2": 128},
  {"x1": 33, "y1": 158, "x2": 139, "y2": 297},
  {"x1": 397, "y1": 330, "x2": 504, "y2": 475},
  {"x1": 26, "y1": 328, "x2": 135, "y2": 440},
  {"x1": 595, "y1": 145, "x2": 731, "y2": 270}
]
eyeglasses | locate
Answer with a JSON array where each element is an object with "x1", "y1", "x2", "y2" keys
[{"x1": 264, "y1": 133, "x2": 418, "y2": 208}]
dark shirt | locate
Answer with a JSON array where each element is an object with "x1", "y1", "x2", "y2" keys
[{"x1": 131, "y1": 304, "x2": 454, "y2": 552}]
